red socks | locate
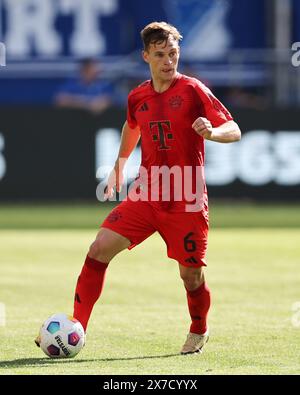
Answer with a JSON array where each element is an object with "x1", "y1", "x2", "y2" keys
[
  {"x1": 73, "y1": 255, "x2": 210, "y2": 335},
  {"x1": 73, "y1": 255, "x2": 108, "y2": 331},
  {"x1": 186, "y1": 282, "x2": 211, "y2": 335}
]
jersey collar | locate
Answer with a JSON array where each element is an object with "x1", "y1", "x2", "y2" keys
[{"x1": 150, "y1": 72, "x2": 181, "y2": 95}]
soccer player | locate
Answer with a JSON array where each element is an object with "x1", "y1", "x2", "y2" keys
[{"x1": 38, "y1": 21, "x2": 241, "y2": 354}]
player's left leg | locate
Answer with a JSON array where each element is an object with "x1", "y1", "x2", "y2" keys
[
  {"x1": 157, "y1": 210, "x2": 211, "y2": 354},
  {"x1": 178, "y1": 264, "x2": 210, "y2": 354}
]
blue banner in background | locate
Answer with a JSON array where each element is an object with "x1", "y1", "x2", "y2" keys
[
  {"x1": 0, "y1": 0, "x2": 274, "y2": 104},
  {"x1": 164, "y1": 0, "x2": 265, "y2": 60},
  {"x1": 292, "y1": 0, "x2": 300, "y2": 41},
  {"x1": 0, "y1": 0, "x2": 266, "y2": 60}
]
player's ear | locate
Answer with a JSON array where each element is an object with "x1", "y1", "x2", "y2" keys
[{"x1": 142, "y1": 50, "x2": 149, "y2": 64}]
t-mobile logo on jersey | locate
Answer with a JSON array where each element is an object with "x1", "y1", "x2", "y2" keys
[
  {"x1": 149, "y1": 121, "x2": 173, "y2": 150},
  {"x1": 0, "y1": 42, "x2": 6, "y2": 66}
]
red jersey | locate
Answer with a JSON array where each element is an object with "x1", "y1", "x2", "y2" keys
[{"x1": 126, "y1": 73, "x2": 233, "y2": 213}]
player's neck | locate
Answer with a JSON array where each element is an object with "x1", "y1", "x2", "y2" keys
[{"x1": 151, "y1": 74, "x2": 178, "y2": 93}]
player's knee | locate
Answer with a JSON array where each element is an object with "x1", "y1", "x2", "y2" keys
[
  {"x1": 180, "y1": 267, "x2": 204, "y2": 291},
  {"x1": 88, "y1": 238, "x2": 112, "y2": 263},
  {"x1": 88, "y1": 228, "x2": 130, "y2": 263}
]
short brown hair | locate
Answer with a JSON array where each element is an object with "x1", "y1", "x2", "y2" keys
[{"x1": 141, "y1": 21, "x2": 182, "y2": 51}]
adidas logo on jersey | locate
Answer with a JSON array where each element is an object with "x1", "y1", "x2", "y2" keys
[{"x1": 138, "y1": 102, "x2": 149, "y2": 112}]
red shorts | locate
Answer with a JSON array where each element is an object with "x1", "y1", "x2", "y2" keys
[{"x1": 101, "y1": 199, "x2": 209, "y2": 268}]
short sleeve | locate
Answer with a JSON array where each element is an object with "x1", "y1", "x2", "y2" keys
[
  {"x1": 126, "y1": 94, "x2": 138, "y2": 129},
  {"x1": 193, "y1": 81, "x2": 233, "y2": 127}
]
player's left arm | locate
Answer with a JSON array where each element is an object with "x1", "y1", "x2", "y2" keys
[{"x1": 192, "y1": 118, "x2": 241, "y2": 143}]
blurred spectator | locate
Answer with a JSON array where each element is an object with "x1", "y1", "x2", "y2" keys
[{"x1": 54, "y1": 58, "x2": 114, "y2": 114}]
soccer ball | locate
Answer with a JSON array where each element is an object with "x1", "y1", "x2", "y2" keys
[{"x1": 38, "y1": 313, "x2": 85, "y2": 358}]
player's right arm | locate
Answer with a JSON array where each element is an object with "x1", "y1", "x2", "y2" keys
[{"x1": 105, "y1": 121, "x2": 141, "y2": 197}]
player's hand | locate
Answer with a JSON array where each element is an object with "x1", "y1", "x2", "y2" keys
[
  {"x1": 104, "y1": 165, "x2": 124, "y2": 199},
  {"x1": 192, "y1": 117, "x2": 213, "y2": 139}
]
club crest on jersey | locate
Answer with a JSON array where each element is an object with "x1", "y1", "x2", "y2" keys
[
  {"x1": 169, "y1": 95, "x2": 184, "y2": 109},
  {"x1": 208, "y1": 93, "x2": 231, "y2": 117}
]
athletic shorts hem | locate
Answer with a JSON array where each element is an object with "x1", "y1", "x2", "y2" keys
[{"x1": 174, "y1": 257, "x2": 207, "y2": 268}]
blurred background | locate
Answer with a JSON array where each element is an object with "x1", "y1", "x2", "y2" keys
[{"x1": 0, "y1": 0, "x2": 300, "y2": 207}]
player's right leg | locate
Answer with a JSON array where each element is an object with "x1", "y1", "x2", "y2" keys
[
  {"x1": 89, "y1": 227, "x2": 131, "y2": 262},
  {"x1": 34, "y1": 227, "x2": 130, "y2": 347},
  {"x1": 73, "y1": 227, "x2": 131, "y2": 332},
  {"x1": 35, "y1": 200, "x2": 155, "y2": 347},
  {"x1": 73, "y1": 199, "x2": 156, "y2": 332}
]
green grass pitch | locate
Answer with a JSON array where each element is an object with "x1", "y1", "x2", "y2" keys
[{"x1": 0, "y1": 202, "x2": 299, "y2": 375}]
